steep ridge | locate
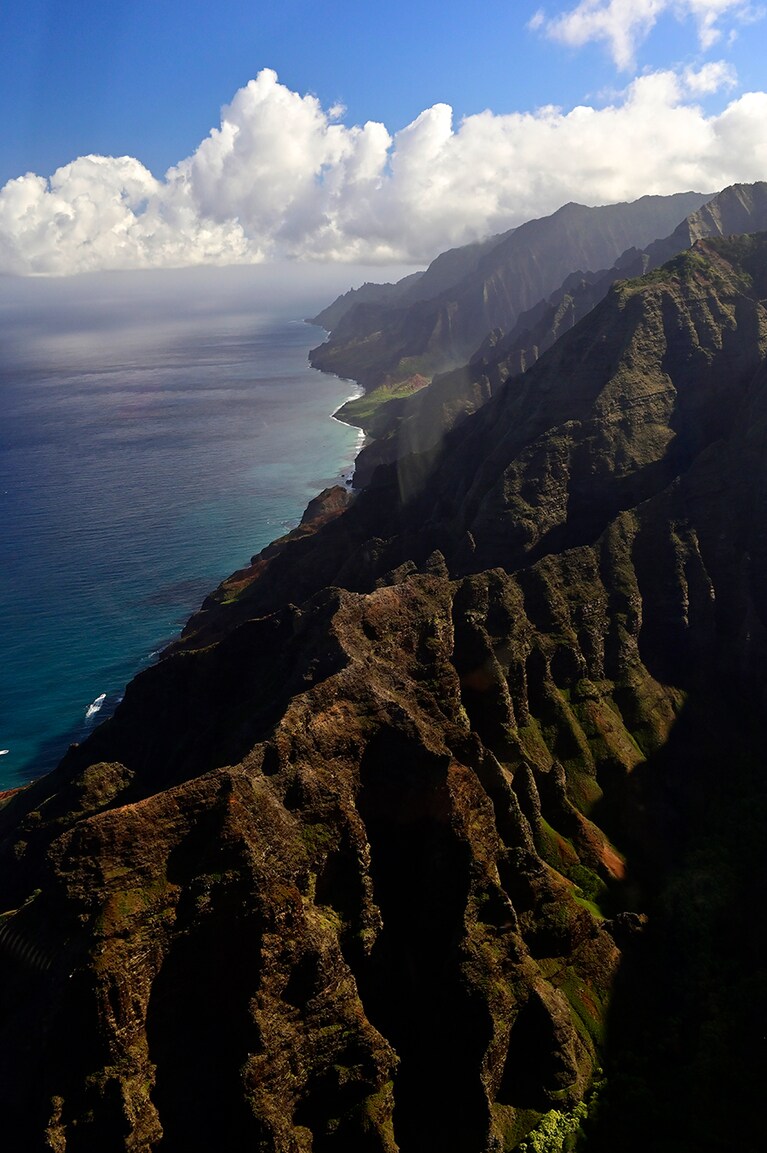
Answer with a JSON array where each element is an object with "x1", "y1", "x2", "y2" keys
[
  {"x1": 1, "y1": 236, "x2": 766, "y2": 1152},
  {"x1": 495, "y1": 179, "x2": 767, "y2": 381},
  {"x1": 684, "y1": 178, "x2": 767, "y2": 242},
  {"x1": 350, "y1": 182, "x2": 767, "y2": 488},
  {"x1": 308, "y1": 192, "x2": 712, "y2": 398},
  {"x1": 308, "y1": 234, "x2": 506, "y2": 333},
  {"x1": 307, "y1": 273, "x2": 425, "y2": 333}
]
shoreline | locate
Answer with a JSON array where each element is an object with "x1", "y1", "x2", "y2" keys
[
  {"x1": 1, "y1": 317, "x2": 370, "y2": 793},
  {"x1": 330, "y1": 380, "x2": 368, "y2": 483},
  {"x1": 307, "y1": 318, "x2": 369, "y2": 474}
]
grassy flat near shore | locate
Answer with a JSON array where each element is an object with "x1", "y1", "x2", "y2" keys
[{"x1": 333, "y1": 375, "x2": 430, "y2": 431}]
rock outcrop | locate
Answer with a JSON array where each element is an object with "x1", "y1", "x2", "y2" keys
[{"x1": 1, "y1": 235, "x2": 766, "y2": 1152}]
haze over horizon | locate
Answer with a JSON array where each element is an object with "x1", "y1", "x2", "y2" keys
[{"x1": 2, "y1": 0, "x2": 766, "y2": 274}]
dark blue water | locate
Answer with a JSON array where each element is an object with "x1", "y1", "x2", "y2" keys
[{"x1": 0, "y1": 265, "x2": 387, "y2": 789}]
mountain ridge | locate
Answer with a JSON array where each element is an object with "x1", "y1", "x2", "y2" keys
[
  {"x1": 308, "y1": 191, "x2": 713, "y2": 397},
  {"x1": 345, "y1": 181, "x2": 767, "y2": 488},
  {"x1": 0, "y1": 233, "x2": 766, "y2": 1152}
]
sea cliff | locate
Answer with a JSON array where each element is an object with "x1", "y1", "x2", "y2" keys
[{"x1": 1, "y1": 232, "x2": 766, "y2": 1152}]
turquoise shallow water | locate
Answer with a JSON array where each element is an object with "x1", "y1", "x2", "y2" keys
[{"x1": 0, "y1": 267, "x2": 370, "y2": 789}]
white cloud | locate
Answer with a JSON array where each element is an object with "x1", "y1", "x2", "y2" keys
[
  {"x1": 531, "y1": 0, "x2": 664, "y2": 69},
  {"x1": 682, "y1": 59, "x2": 738, "y2": 93},
  {"x1": 1, "y1": 66, "x2": 767, "y2": 274},
  {"x1": 0, "y1": 155, "x2": 250, "y2": 275},
  {"x1": 533, "y1": 1, "x2": 763, "y2": 69}
]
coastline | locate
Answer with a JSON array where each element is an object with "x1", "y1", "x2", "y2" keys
[
  {"x1": 159, "y1": 366, "x2": 372, "y2": 657},
  {"x1": 0, "y1": 313, "x2": 369, "y2": 792},
  {"x1": 330, "y1": 381, "x2": 368, "y2": 483}
]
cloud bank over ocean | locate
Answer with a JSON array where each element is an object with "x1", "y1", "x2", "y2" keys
[{"x1": 2, "y1": 63, "x2": 767, "y2": 275}]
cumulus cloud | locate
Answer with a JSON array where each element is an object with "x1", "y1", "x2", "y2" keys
[
  {"x1": 0, "y1": 154, "x2": 250, "y2": 275},
  {"x1": 533, "y1": 1, "x2": 763, "y2": 69},
  {"x1": 683, "y1": 59, "x2": 738, "y2": 93},
  {"x1": 2, "y1": 66, "x2": 767, "y2": 274}
]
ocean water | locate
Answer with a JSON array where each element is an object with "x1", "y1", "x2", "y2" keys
[{"x1": 0, "y1": 264, "x2": 408, "y2": 790}]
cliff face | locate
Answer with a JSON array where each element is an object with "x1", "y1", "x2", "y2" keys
[
  {"x1": 307, "y1": 274, "x2": 425, "y2": 333},
  {"x1": 1, "y1": 236, "x2": 767, "y2": 1153},
  {"x1": 308, "y1": 192, "x2": 712, "y2": 394},
  {"x1": 308, "y1": 235, "x2": 506, "y2": 333},
  {"x1": 502, "y1": 180, "x2": 767, "y2": 382},
  {"x1": 349, "y1": 182, "x2": 767, "y2": 488}
]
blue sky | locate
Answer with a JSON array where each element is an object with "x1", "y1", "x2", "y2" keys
[{"x1": 1, "y1": 1, "x2": 766, "y2": 273}]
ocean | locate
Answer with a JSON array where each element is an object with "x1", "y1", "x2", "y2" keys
[{"x1": 0, "y1": 263, "x2": 410, "y2": 790}]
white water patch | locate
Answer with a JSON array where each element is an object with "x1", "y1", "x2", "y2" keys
[
  {"x1": 330, "y1": 379, "x2": 366, "y2": 485},
  {"x1": 84, "y1": 693, "x2": 106, "y2": 722},
  {"x1": 330, "y1": 379, "x2": 364, "y2": 424}
]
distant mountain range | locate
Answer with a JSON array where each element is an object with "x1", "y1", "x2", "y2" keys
[
  {"x1": 316, "y1": 183, "x2": 767, "y2": 487},
  {"x1": 308, "y1": 190, "x2": 713, "y2": 393},
  {"x1": 1, "y1": 188, "x2": 766, "y2": 1153}
]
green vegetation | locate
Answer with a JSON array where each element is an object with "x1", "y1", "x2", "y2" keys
[
  {"x1": 334, "y1": 376, "x2": 428, "y2": 431},
  {"x1": 569, "y1": 865, "x2": 607, "y2": 910},
  {"x1": 518, "y1": 1076, "x2": 605, "y2": 1153},
  {"x1": 299, "y1": 820, "x2": 335, "y2": 856},
  {"x1": 518, "y1": 1103, "x2": 587, "y2": 1153}
]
